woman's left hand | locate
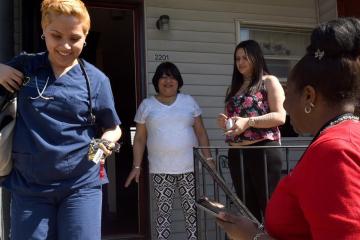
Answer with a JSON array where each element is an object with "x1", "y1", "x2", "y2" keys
[
  {"x1": 217, "y1": 113, "x2": 228, "y2": 130},
  {"x1": 224, "y1": 116, "x2": 248, "y2": 136},
  {"x1": 216, "y1": 212, "x2": 259, "y2": 240},
  {"x1": 99, "y1": 126, "x2": 122, "y2": 164},
  {"x1": 98, "y1": 142, "x2": 115, "y2": 164}
]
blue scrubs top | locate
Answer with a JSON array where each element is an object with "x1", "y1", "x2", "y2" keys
[{"x1": 2, "y1": 52, "x2": 121, "y2": 195}]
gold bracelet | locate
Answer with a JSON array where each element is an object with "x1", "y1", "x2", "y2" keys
[{"x1": 248, "y1": 117, "x2": 256, "y2": 127}]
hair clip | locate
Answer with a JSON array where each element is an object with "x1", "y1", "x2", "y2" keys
[{"x1": 314, "y1": 49, "x2": 325, "y2": 60}]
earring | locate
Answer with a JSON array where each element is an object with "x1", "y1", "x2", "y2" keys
[
  {"x1": 41, "y1": 34, "x2": 45, "y2": 40},
  {"x1": 304, "y1": 106, "x2": 311, "y2": 114},
  {"x1": 83, "y1": 42, "x2": 87, "y2": 47},
  {"x1": 304, "y1": 103, "x2": 315, "y2": 114}
]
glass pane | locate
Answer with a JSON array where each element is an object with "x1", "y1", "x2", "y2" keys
[
  {"x1": 239, "y1": 25, "x2": 311, "y2": 80},
  {"x1": 240, "y1": 29, "x2": 250, "y2": 41},
  {"x1": 240, "y1": 27, "x2": 310, "y2": 58},
  {"x1": 266, "y1": 59, "x2": 299, "y2": 79}
]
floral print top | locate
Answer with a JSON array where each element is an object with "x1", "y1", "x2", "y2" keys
[{"x1": 225, "y1": 87, "x2": 280, "y2": 143}]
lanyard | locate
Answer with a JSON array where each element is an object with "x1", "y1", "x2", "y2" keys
[{"x1": 78, "y1": 58, "x2": 96, "y2": 125}]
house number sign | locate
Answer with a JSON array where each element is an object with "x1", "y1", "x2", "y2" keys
[{"x1": 154, "y1": 53, "x2": 169, "y2": 61}]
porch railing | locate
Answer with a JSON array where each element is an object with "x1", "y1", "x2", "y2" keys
[{"x1": 193, "y1": 145, "x2": 308, "y2": 240}]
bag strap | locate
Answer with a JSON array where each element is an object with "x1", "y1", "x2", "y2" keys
[{"x1": 78, "y1": 58, "x2": 96, "y2": 125}]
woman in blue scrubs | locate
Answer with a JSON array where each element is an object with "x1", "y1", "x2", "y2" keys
[{"x1": 0, "y1": 0, "x2": 122, "y2": 239}]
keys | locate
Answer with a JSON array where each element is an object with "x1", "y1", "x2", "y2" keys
[{"x1": 88, "y1": 138, "x2": 121, "y2": 163}]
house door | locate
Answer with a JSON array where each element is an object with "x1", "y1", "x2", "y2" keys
[
  {"x1": 83, "y1": 3, "x2": 149, "y2": 239},
  {"x1": 337, "y1": 0, "x2": 360, "y2": 17}
]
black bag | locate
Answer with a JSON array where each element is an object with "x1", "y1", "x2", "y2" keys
[
  {"x1": 0, "y1": 53, "x2": 28, "y2": 177},
  {"x1": 0, "y1": 94, "x2": 16, "y2": 176}
]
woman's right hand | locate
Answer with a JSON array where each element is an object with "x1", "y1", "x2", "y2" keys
[
  {"x1": 124, "y1": 167, "x2": 141, "y2": 187},
  {"x1": 0, "y1": 64, "x2": 24, "y2": 92},
  {"x1": 217, "y1": 212, "x2": 262, "y2": 240},
  {"x1": 217, "y1": 113, "x2": 228, "y2": 130}
]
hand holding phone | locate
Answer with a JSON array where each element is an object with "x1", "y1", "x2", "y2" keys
[{"x1": 196, "y1": 197, "x2": 226, "y2": 218}]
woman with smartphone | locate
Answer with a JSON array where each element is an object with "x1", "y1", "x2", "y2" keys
[{"x1": 217, "y1": 40, "x2": 286, "y2": 222}]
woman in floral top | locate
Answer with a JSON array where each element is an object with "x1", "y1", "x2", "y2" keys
[{"x1": 217, "y1": 40, "x2": 286, "y2": 221}]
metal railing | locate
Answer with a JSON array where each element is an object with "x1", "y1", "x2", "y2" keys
[{"x1": 193, "y1": 145, "x2": 308, "y2": 240}]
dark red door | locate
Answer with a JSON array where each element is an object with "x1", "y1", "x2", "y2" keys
[{"x1": 337, "y1": 0, "x2": 360, "y2": 17}]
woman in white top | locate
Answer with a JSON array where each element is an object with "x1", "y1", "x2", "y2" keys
[{"x1": 125, "y1": 62, "x2": 213, "y2": 240}]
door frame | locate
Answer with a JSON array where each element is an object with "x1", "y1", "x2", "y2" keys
[{"x1": 85, "y1": 1, "x2": 149, "y2": 238}]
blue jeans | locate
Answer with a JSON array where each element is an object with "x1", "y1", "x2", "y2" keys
[{"x1": 10, "y1": 185, "x2": 102, "y2": 240}]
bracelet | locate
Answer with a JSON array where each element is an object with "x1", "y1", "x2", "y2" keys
[
  {"x1": 206, "y1": 157, "x2": 214, "y2": 161},
  {"x1": 133, "y1": 165, "x2": 141, "y2": 169},
  {"x1": 253, "y1": 232, "x2": 267, "y2": 240},
  {"x1": 248, "y1": 117, "x2": 256, "y2": 127}
]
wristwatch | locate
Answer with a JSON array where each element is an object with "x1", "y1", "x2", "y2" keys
[{"x1": 248, "y1": 117, "x2": 256, "y2": 127}]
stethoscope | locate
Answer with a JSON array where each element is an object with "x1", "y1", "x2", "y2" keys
[
  {"x1": 29, "y1": 76, "x2": 53, "y2": 100},
  {"x1": 25, "y1": 58, "x2": 96, "y2": 125}
]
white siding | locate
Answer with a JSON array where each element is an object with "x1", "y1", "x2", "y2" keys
[
  {"x1": 317, "y1": 0, "x2": 338, "y2": 23},
  {"x1": 145, "y1": 0, "x2": 317, "y2": 146},
  {"x1": 144, "y1": 0, "x2": 317, "y2": 239}
]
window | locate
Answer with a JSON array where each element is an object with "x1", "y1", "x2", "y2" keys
[{"x1": 238, "y1": 23, "x2": 311, "y2": 83}]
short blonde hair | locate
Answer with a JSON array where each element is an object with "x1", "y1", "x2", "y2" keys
[{"x1": 41, "y1": 0, "x2": 90, "y2": 35}]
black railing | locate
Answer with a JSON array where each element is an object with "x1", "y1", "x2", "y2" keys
[{"x1": 193, "y1": 145, "x2": 308, "y2": 240}]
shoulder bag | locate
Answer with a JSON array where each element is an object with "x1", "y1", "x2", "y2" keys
[{"x1": 0, "y1": 94, "x2": 16, "y2": 176}]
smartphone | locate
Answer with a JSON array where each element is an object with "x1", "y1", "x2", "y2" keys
[{"x1": 196, "y1": 197, "x2": 226, "y2": 218}]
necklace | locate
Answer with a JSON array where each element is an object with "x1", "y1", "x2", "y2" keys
[
  {"x1": 318, "y1": 113, "x2": 359, "y2": 136},
  {"x1": 295, "y1": 113, "x2": 359, "y2": 166},
  {"x1": 311, "y1": 113, "x2": 359, "y2": 144}
]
